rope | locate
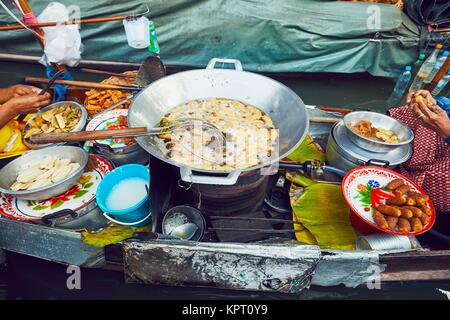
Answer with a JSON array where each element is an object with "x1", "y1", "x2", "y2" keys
[{"x1": 46, "y1": 66, "x2": 72, "y2": 102}]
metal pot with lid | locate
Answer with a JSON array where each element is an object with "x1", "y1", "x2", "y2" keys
[{"x1": 326, "y1": 121, "x2": 412, "y2": 172}]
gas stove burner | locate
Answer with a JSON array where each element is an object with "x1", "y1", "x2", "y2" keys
[{"x1": 264, "y1": 175, "x2": 292, "y2": 216}]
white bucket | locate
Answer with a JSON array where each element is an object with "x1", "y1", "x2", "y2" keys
[{"x1": 123, "y1": 16, "x2": 150, "y2": 49}]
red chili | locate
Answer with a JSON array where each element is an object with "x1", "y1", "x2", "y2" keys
[{"x1": 370, "y1": 188, "x2": 394, "y2": 208}]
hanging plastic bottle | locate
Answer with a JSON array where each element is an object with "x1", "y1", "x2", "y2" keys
[
  {"x1": 409, "y1": 44, "x2": 443, "y2": 92},
  {"x1": 387, "y1": 66, "x2": 412, "y2": 107},
  {"x1": 411, "y1": 53, "x2": 426, "y2": 79},
  {"x1": 424, "y1": 50, "x2": 450, "y2": 84},
  {"x1": 431, "y1": 70, "x2": 450, "y2": 96},
  {"x1": 148, "y1": 20, "x2": 160, "y2": 56}
]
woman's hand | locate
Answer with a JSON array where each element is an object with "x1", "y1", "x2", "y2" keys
[
  {"x1": 407, "y1": 90, "x2": 450, "y2": 139},
  {"x1": 2, "y1": 93, "x2": 51, "y2": 117},
  {"x1": 0, "y1": 85, "x2": 41, "y2": 103}
]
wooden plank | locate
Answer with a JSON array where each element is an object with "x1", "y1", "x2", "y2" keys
[
  {"x1": 0, "y1": 218, "x2": 105, "y2": 267},
  {"x1": 380, "y1": 250, "x2": 450, "y2": 273},
  {"x1": 381, "y1": 270, "x2": 450, "y2": 282},
  {"x1": 124, "y1": 241, "x2": 321, "y2": 294}
]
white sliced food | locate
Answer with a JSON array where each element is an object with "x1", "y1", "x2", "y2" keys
[
  {"x1": 27, "y1": 178, "x2": 52, "y2": 190},
  {"x1": 68, "y1": 163, "x2": 80, "y2": 175},
  {"x1": 10, "y1": 181, "x2": 26, "y2": 191},
  {"x1": 38, "y1": 156, "x2": 58, "y2": 170},
  {"x1": 35, "y1": 166, "x2": 57, "y2": 181},
  {"x1": 41, "y1": 112, "x2": 53, "y2": 122},
  {"x1": 55, "y1": 114, "x2": 66, "y2": 129},
  {"x1": 16, "y1": 167, "x2": 43, "y2": 183},
  {"x1": 54, "y1": 158, "x2": 71, "y2": 167},
  {"x1": 51, "y1": 165, "x2": 72, "y2": 183}
]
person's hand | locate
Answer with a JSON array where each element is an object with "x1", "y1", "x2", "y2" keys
[
  {"x1": 3, "y1": 85, "x2": 41, "y2": 102},
  {"x1": 2, "y1": 93, "x2": 51, "y2": 116},
  {"x1": 406, "y1": 90, "x2": 436, "y2": 106},
  {"x1": 9, "y1": 84, "x2": 41, "y2": 97},
  {"x1": 408, "y1": 90, "x2": 450, "y2": 139}
]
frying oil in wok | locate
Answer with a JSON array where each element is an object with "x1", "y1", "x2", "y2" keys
[{"x1": 152, "y1": 98, "x2": 278, "y2": 170}]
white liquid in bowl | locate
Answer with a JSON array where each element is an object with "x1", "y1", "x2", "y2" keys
[{"x1": 106, "y1": 178, "x2": 148, "y2": 211}]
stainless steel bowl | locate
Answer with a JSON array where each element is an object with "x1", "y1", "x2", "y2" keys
[
  {"x1": 0, "y1": 146, "x2": 89, "y2": 201},
  {"x1": 162, "y1": 206, "x2": 205, "y2": 241},
  {"x1": 343, "y1": 111, "x2": 414, "y2": 153},
  {"x1": 23, "y1": 101, "x2": 88, "y2": 149}
]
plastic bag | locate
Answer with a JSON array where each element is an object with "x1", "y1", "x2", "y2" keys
[{"x1": 38, "y1": 2, "x2": 83, "y2": 67}]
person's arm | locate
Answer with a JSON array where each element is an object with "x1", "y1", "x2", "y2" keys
[
  {"x1": 0, "y1": 93, "x2": 51, "y2": 128},
  {"x1": 0, "y1": 85, "x2": 41, "y2": 104},
  {"x1": 0, "y1": 102, "x2": 17, "y2": 128}
]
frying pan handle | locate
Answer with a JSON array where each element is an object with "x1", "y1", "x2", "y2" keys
[
  {"x1": 206, "y1": 58, "x2": 243, "y2": 71},
  {"x1": 180, "y1": 167, "x2": 241, "y2": 185}
]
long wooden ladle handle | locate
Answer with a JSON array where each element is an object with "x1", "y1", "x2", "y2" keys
[
  {"x1": 28, "y1": 127, "x2": 148, "y2": 144},
  {"x1": 25, "y1": 77, "x2": 142, "y2": 91},
  {"x1": 309, "y1": 116, "x2": 342, "y2": 123}
]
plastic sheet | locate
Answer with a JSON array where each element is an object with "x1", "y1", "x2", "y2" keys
[{"x1": 0, "y1": 0, "x2": 419, "y2": 77}]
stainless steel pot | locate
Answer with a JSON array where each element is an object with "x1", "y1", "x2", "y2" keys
[
  {"x1": 128, "y1": 58, "x2": 309, "y2": 185},
  {"x1": 326, "y1": 121, "x2": 412, "y2": 172}
]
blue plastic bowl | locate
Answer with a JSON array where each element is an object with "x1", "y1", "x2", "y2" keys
[{"x1": 96, "y1": 164, "x2": 151, "y2": 227}]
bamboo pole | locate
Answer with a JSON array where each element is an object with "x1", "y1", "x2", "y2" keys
[{"x1": 0, "y1": 16, "x2": 126, "y2": 31}]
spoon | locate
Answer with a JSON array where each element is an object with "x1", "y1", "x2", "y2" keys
[{"x1": 168, "y1": 223, "x2": 199, "y2": 240}]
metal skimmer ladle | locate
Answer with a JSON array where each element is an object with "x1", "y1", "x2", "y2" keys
[{"x1": 28, "y1": 118, "x2": 226, "y2": 145}]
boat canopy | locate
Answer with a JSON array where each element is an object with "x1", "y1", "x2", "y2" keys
[{"x1": 0, "y1": 0, "x2": 420, "y2": 78}]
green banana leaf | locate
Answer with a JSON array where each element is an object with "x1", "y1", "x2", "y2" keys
[
  {"x1": 288, "y1": 174, "x2": 356, "y2": 250},
  {"x1": 81, "y1": 223, "x2": 151, "y2": 247},
  {"x1": 286, "y1": 134, "x2": 326, "y2": 164}
]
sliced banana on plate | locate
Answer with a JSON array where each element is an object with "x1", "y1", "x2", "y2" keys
[{"x1": 9, "y1": 156, "x2": 81, "y2": 191}]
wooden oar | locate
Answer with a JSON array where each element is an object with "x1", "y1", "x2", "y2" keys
[
  {"x1": 25, "y1": 77, "x2": 143, "y2": 91},
  {"x1": 28, "y1": 127, "x2": 148, "y2": 144}
]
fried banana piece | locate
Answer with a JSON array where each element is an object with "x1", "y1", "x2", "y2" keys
[
  {"x1": 410, "y1": 217, "x2": 423, "y2": 232},
  {"x1": 386, "y1": 195, "x2": 407, "y2": 206},
  {"x1": 387, "y1": 178, "x2": 404, "y2": 190},
  {"x1": 373, "y1": 210, "x2": 389, "y2": 230},
  {"x1": 397, "y1": 206, "x2": 413, "y2": 219},
  {"x1": 407, "y1": 192, "x2": 429, "y2": 207},
  {"x1": 405, "y1": 206, "x2": 424, "y2": 218},
  {"x1": 386, "y1": 216, "x2": 398, "y2": 231},
  {"x1": 405, "y1": 196, "x2": 416, "y2": 206},
  {"x1": 394, "y1": 184, "x2": 411, "y2": 196},
  {"x1": 376, "y1": 205, "x2": 402, "y2": 217},
  {"x1": 419, "y1": 205, "x2": 432, "y2": 216},
  {"x1": 398, "y1": 218, "x2": 411, "y2": 233},
  {"x1": 420, "y1": 214, "x2": 431, "y2": 226}
]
